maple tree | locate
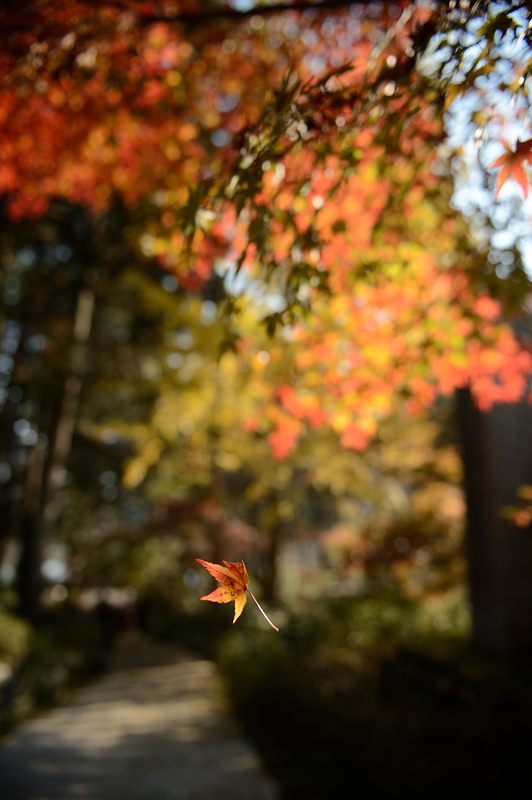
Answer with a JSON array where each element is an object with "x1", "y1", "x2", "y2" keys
[
  {"x1": 242, "y1": 157, "x2": 531, "y2": 457},
  {"x1": 80, "y1": 272, "x2": 465, "y2": 605},
  {"x1": 0, "y1": 1, "x2": 531, "y2": 651},
  {"x1": 197, "y1": 558, "x2": 279, "y2": 629},
  {"x1": 0, "y1": 0, "x2": 529, "y2": 458}
]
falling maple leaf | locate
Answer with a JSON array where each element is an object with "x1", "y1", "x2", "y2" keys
[
  {"x1": 196, "y1": 558, "x2": 279, "y2": 631},
  {"x1": 196, "y1": 558, "x2": 249, "y2": 624},
  {"x1": 488, "y1": 138, "x2": 532, "y2": 198}
]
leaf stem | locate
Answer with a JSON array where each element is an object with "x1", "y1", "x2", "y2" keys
[{"x1": 247, "y1": 589, "x2": 279, "y2": 632}]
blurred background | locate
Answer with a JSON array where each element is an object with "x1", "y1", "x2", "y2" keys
[
  {"x1": 0, "y1": 199, "x2": 530, "y2": 797},
  {"x1": 1, "y1": 2, "x2": 531, "y2": 798}
]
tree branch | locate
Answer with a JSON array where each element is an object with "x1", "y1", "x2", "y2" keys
[{"x1": 139, "y1": 0, "x2": 414, "y2": 26}]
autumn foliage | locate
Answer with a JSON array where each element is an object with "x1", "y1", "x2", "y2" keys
[
  {"x1": 0, "y1": 1, "x2": 530, "y2": 460},
  {"x1": 489, "y1": 138, "x2": 532, "y2": 199},
  {"x1": 197, "y1": 558, "x2": 279, "y2": 630}
]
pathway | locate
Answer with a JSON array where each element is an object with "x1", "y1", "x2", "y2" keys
[{"x1": 0, "y1": 632, "x2": 277, "y2": 800}]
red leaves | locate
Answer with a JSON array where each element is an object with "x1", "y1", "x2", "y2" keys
[
  {"x1": 196, "y1": 558, "x2": 279, "y2": 630},
  {"x1": 340, "y1": 423, "x2": 371, "y2": 451},
  {"x1": 268, "y1": 413, "x2": 302, "y2": 460},
  {"x1": 473, "y1": 295, "x2": 500, "y2": 322},
  {"x1": 248, "y1": 249, "x2": 531, "y2": 460},
  {"x1": 197, "y1": 558, "x2": 248, "y2": 623},
  {"x1": 488, "y1": 139, "x2": 532, "y2": 198}
]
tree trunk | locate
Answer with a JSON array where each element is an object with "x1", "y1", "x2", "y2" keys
[
  {"x1": 16, "y1": 435, "x2": 47, "y2": 619},
  {"x1": 45, "y1": 288, "x2": 95, "y2": 519},
  {"x1": 457, "y1": 388, "x2": 532, "y2": 656},
  {"x1": 16, "y1": 287, "x2": 95, "y2": 619},
  {"x1": 0, "y1": 320, "x2": 25, "y2": 569},
  {"x1": 262, "y1": 498, "x2": 282, "y2": 604}
]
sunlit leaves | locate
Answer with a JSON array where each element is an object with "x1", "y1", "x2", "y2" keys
[
  {"x1": 488, "y1": 138, "x2": 532, "y2": 198},
  {"x1": 1, "y1": 0, "x2": 530, "y2": 469},
  {"x1": 0, "y1": 0, "x2": 440, "y2": 270},
  {"x1": 197, "y1": 558, "x2": 279, "y2": 629},
  {"x1": 197, "y1": 558, "x2": 249, "y2": 624},
  {"x1": 244, "y1": 151, "x2": 532, "y2": 457}
]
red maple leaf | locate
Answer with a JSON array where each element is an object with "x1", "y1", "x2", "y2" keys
[
  {"x1": 488, "y1": 138, "x2": 532, "y2": 198},
  {"x1": 196, "y1": 558, "x2": 279, "y2": 630}
]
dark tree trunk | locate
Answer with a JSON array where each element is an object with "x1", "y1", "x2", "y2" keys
[
  {"x1": 457, "y1": 388, "x2": 532, "y2": 656},
  {"x1": 0, "y1": 320, "x2": 25, "y2": 569},
  {"x1": 17, "y1": 513, "x2": 43, "y2": 620},
  {"x1": 16, "y1": 435, "x2": 48, "y2": 620},
  {"x1": 15, "y1": 287, "x2": 95, "y2": 620},
  {"x1": 262, "y1": 503, "x2": 282, "y2": 604}
]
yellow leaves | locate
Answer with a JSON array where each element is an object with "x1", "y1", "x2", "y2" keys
[
  {"x1": 364, "y1": 343, "x2": 392, "y2": 369},
  {"x1": 368, "y1": 392, "x2": 392, "y2": 417},
  {"x1": 123, "y1": 437, "x2": 163, "y2": 489},
  {"x1": 251, "y1": 350, "x2": 271, "y2": 372},
  {"x1": 201, "y1": 108, "x2": 220, "y2": 129},
  {"x1": 330, "y1": 409, "x2": 352, "y2": 434},
  {"x1": 214, "y1": 451, "x2": 242, "y2": 471},
  {"x1": 163, "y1": 141, "x2": 181, "y2": 161},
  {"x1": 176, "y1": 121, "x2": 197, "y2": 143},
  {"x1": 165, "y1": 71, "x2": 182, "y2": 88}
]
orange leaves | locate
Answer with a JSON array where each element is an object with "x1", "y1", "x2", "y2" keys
[
  {"x1": 0, "y1": 4, "x2": 272, "y2": 224},
  {"x1": 488, "y1": 139, "x2": 532, "y2": 198},
  {"x1": 248, "y1": 235, "x2": 531, "y2": 460},
  {"x1": 340, "y1": 423, "x2": 372, "y2": 451},
  {"x1": 2, "y1": 2, "x2": 530, "y2": 468},
  {"x1": 197, "y1": 558, "x2": 248, "y2": 623},
  {"x1": 268, "y1": 412, "x2": 303, "y2": 460},
  {"x1": 196, "y1": 558, "x2": 279, "y2": 630},
  {"x1": 277, "y1": 386, "x2": 327, "y2": 428},
  {"x1": 0, "y1": 0, "x2": 451, "y2": 291}
]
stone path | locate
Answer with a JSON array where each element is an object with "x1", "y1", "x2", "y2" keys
[{"x1": 0, "y1": 632, "x2": 277, "y2": 800}]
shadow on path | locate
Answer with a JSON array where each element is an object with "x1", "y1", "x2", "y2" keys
[{"x1": 0, "y1": 632, "x2": 277, "y2": 800}]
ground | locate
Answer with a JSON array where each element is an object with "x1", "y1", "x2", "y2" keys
[{"x1": 0, "y1": 632, "x2": 277, "y2": 800}]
